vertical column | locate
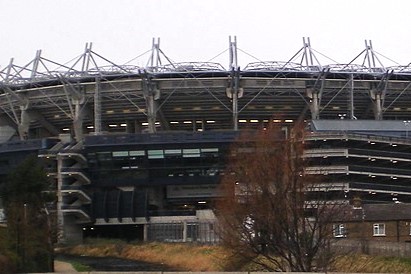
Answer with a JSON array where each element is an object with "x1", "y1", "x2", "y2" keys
[
  {"x1": 147, "y1": 95, "x2": 156, "y2": 133},
  {"x1": 348, "y1": 74, "x2": 355, "y2": 119},
  {"x1": 311, "y1": 92, "x2": 320, "y2": 120},
  {"x1": 232, "y1": 68, "x2": 239, "y2": 131},
  {"x1": 18, "y1": 96, "x2": 31, "y2": 140},
  {"x1": 56, "y1": 155, "x2": 65, "y2": 244},
  {"x1": 183, "y1": 221, "x2": 188, "y2": 242},
  {"x1": 306, "y1": 69, "x2": 328, "y2": 121},
  {"x1": 374, "y1": 94, "x2": 383, "y2": 120},
  {"x1": 30, "y1": 50, "x2": 42, "y2": 80},
  {"x1": 307, "y1": 88, "x2": 320, "y2": 120},
  {"x1": 143, "y1": 73, "x2": 158, "y2": 133},
  {"x1": 18, "y1": 106, "x2": 30, "y2": 140},
  {"x1": 370, "y1": 89, "x2": 383, "y2": 120},
  {"x1": 143, "y1": 224, "x2": 148, "y2": 241},
  {"x1": 94, "y1": 78, "x2": 102, "y2": 135},
  {"x1": 126, "y1": 120, "x2": 136, "y2": 133},
  {"x1": 228, "y1": 36, "x2": 241, "y2": 131},
  {"x1": 149, "y1": 38, "x2": 161, "y2": 69},
  {"x1": 73, "y1": 99, "x2": 84, "y2": 141},
  {"x1": 81, "y1": 43, "x2": 92, "y2": 73}
]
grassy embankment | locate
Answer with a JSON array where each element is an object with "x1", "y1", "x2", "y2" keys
[
  {"x1": 60, "y1": 239, "x2": 411, "y2": 273},
  {"x1": 61, "y1": 240, "x2": 229, "y2": 271}
]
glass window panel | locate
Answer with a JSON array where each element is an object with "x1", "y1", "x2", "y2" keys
[
  {"x1": 148, "y1": 150, "x2": 164, "y2": 159},
  {"x1": 164, "y1": 149, "x2": 182, "y2": 156},
  {"x1": 130, "y1": 150, "x2": 145, "y2": 156},
  {"x1": 201, "y1": 148, "x2": 219, "y2": 158},
  {"x1": 183, "y1": 148, "x2": 200, "y2": 158},
  {"x1": 333, "y1": 224, "x2": 346, "y2": 237},
  {"x1": 373, "y1": 223, "x2": 385, "y2": 236},
  {"x1": 96, "y1": 152, "x2": 112, "y2": 161},
  {"x1": 112, "y1": 151, "x2": 129, "y2": 157},
  {"x1": 201, "y1": 148, "x2": 219, "y2": 153}
]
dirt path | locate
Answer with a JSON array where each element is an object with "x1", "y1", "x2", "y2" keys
[{"x1": 55, "y1": 254, "x2": 176, "y2": 272}]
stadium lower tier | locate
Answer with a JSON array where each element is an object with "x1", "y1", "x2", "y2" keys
[{"x1": 1, "y1": 121, "x2": 411, "y2": 243}]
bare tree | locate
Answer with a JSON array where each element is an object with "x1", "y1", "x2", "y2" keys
[{"x1": 215, "y1": 123, "x2": 346, "y2": 272}]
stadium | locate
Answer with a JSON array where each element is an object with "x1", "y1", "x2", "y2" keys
[{"x1": 1, "y1": 37, "x2": 411, "y2": 243}]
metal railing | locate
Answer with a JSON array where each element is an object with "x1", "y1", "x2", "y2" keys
[{"x1": 147, "y1": 221, "x2": 219, "y2": 244}]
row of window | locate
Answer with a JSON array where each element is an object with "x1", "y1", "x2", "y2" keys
[
  {"x1": 90, "y1": 148, "x2": 220, "y2": 161},
  {"x1": 333, "y1": 223, "x2": 388, "y2": 237}
]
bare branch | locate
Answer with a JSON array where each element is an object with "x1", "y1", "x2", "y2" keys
[{"x1": 215, "y1": 123, "x2": 347, "y2": 271}]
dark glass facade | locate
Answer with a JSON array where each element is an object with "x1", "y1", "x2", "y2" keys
[{"x1": 83, "y1": 131, "x2": 238, "y2": 221}]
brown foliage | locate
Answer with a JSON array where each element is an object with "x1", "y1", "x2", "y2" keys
[{"x1": 215, "y1": 123, "x2": 346, "y2": 271}]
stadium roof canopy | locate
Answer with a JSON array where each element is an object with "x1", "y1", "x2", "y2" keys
[{"x1": 1, "y1": 37, "x2": 411, "y2": 138}]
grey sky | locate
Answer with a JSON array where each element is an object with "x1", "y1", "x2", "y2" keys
[{"x1": 1, "y1": 0, "x2": 411, "y2": 69}]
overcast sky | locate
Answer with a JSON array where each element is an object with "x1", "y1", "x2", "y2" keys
[{"x1": 1, "y1": 0, "x2": 411, "y2": 70}]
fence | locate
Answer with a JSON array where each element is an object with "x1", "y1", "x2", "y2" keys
[
  {"x1": 334, "y1": 239, "x2": 411, "y2": 257},
  {"x1": 147, "y1": 221, "x2": 219, "y2": 244},
  {"x1": 147, "y1": 223, "x2": 411, "y2": 256}
]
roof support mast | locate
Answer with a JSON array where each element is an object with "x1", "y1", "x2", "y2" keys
[
  {"x1": 364, "y1": 39, "x2": 388, "y2": 120},
  {"x1": 94, "y1": 78, "x2": 102, "y2": 135},
  {"x1": 365, "y1": 40, "x2": 377, "y2": 69},
  {"x1": 228, "y1": 36, "x2": 241, "y2": 131},
  {"x1": 349, "y1": 74, "x2": 356, "y2": 120},
  {"x1": 143, "y1": 38, "x2": 161, "y2": 133},
  {"x1": 148, "y1": 38, "x2": 162, "y2": 70},
  {"x1": 30, "y1": 50, "x2": 42, "y2": 80},
  {"x1": 304, "y1": 37, "x2": 328, "y2": 121},
  {"x1": 81, "y1": 43, "x2": 93, "y2": 73},
  {"x1": 303, "y1": 37, "x2": 315, "y2": 68}
]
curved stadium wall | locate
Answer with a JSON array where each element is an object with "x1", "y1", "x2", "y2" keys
[{"x1": 1, "y1": 39, "x2": 411, "y2": 243}]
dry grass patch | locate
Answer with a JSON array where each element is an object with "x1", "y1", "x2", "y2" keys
[
  {"x1": 63, "y1": 241, "x2": 230, "y2": 271},
  {"x1": 122, "y1": 243, "x2": 230, "y2": 271},
  {"x1": 333, "y1": 255, "x2": 411, "y2": 273},
  {"x1": 60, "y1": 241, "x2": 411, "y2": 272},
  {"x1": 124, "y1": 243, "x2": 229, "y2": 271}
]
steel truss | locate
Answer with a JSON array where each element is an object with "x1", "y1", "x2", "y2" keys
[{"x1": 1, "y1": 37, "x2": 411, "y2": 141}]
